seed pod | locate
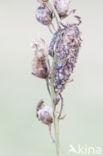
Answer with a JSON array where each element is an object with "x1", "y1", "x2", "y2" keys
[
  {"x1": 36, "y1": 100, "x2": 53, "y2": 125},
  {"x1": 53, "y1": 0, "x2": 71, "y2": 18},
  {"x1": 49, "y1": 20, "x2": 82, "y2": 94},
  {"x1": 35, "y1": 4, "x2": 53, "y2": 25},
  {"x1": 31, "y1": 38, "x2": 50, "y2": 79},
  {"x1": 32, "y1": 57, "x2": 49, "y2": 78}
]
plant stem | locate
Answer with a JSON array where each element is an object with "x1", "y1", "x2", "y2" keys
[
  {"x1": 47, "y1": 1, "x2": 61, "y2": 155},
  {"x1": 50, "y1": 43, "x2": 60, "y2": 156}
]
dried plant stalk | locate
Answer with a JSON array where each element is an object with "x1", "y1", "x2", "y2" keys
[{"x1": 31, "y1": 1, "x2": 82, "y2": 156}]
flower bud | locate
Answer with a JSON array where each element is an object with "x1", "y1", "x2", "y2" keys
[
  {"x1": 36, "y1": 100, "x2": 53, "y2": 126},
  {"x1": 35, "y1": 5, "x2": 53, "y2": 25},
  {"x1": 53, "y1": 0, "x2": 71, "y2": 18}
]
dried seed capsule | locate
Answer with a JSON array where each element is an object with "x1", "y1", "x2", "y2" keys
[
  {"x1": 49, "y1": 20, "x2": 82, "y2": 94},
  {"x1": 36, "y1": 100, "x2": 53, "y2": 125},
  {"x1": 31, "y1": 38, "x2": 50, "y2": 79},
  {"x1": 53, "y1": 0, "x2": 71, "y2": 18},
  {"x1": 32, "y1": 57, "x2": 49, "y2": 78},
  {"x1": 35, "y1": 5, "x2": 53, "y2": 25}
]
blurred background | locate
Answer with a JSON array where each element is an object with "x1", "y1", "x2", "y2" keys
[{"x1": 0, "y1": 0, "x2": 103, "y2": 156}]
